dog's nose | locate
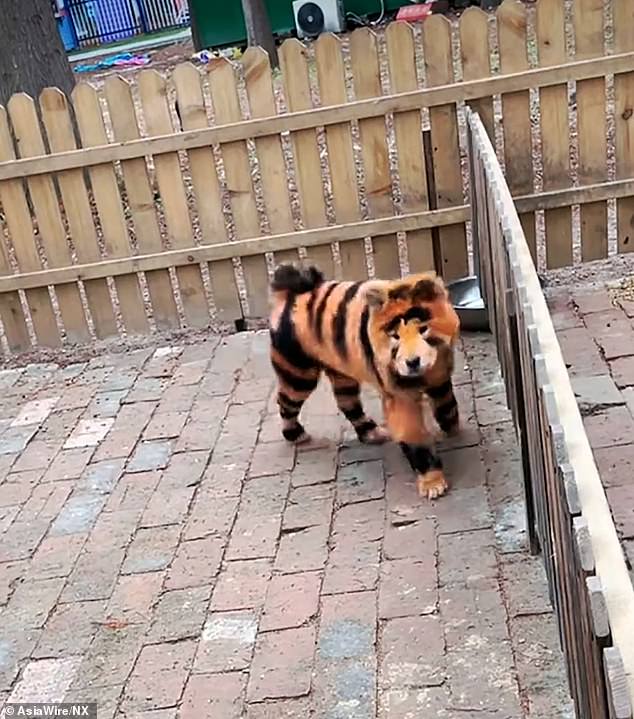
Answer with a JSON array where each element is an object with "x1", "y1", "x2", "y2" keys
[{"x1": 406, "y1": 357, "x2": 421, "y2": 372}]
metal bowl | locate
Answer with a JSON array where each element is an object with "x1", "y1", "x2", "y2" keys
[{"x1": 446, "y1": 275, "x2": 490, "y2": 332}]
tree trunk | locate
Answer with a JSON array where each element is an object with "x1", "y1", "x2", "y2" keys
[
  {"x1": 0, "y1": 0, "x2": 75, "y2": 108},
  {"x1": 240, "y1": 0, "x2": 278, "y2": 68}
]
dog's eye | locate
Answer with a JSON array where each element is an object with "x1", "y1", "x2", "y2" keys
[
  {"x1": 390, "y1": 331, "x2": 399, "y2": 340},
  {"x1": 418, "y1": 325, "x2": 427, "y2": 335}
]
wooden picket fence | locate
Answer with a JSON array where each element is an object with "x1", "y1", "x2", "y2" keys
[
  {"x1": 0, "y1": 0, "x2": 633, "y2": 353},
  {"x1": 468, "y1": 107, "x2": 634, "y2": 719}
]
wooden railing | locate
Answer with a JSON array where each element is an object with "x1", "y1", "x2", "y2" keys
[{"x1": 467, "y1": 107, "x2": 634, "y2": 719}]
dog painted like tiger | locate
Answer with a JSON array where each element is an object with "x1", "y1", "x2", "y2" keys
[{"x1": 268, "y1": 264, "x2": 461, "y2": 499}]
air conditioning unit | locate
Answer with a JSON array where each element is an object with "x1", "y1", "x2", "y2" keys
[{"x1": 292, "y1": 0, "x2": 345, "y2": 39}]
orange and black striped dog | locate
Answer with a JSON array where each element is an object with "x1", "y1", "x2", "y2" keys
[{"x1": 268, "y1": 264, "x2": 461, "y2": 499}]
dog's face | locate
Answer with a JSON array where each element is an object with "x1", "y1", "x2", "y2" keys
[{"x1": 364, "y1": 273, "x2": 460, "y2": 385}]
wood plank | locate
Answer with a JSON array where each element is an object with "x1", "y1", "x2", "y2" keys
[
  {"x1": 0, "y1": 212, "x2": 29, "y2": 352},
  {"x1": 424, "y1": 14, "x2": 468, "y2": 280},
  {"x1": 207, "y1": 58, "x2": 268, "y2": 318},
  {"x1": 172, "y1": 62, "x2": 241, "y2": 324},
  {"x1": 536, "y1": 0, "x2": 573, "y2": 269},
  {"x1": 498, "y1": 0, "x2": 536, "y2": 262},
  {"x1": 279, "y1": 38, "x2": 334, "y2": 275},
  {"x1": 460, "y1": 7, "x2": 495, "y2": 139},
  {"x1": 39, "y1": 87, "x2": 116, "y2": 340},
  {"x1": 386, "y1": 21, "x2": 434, "y2": 274},
  {"x1": 314, "y1": 33, "x2": 367, "y2": 280},
  {"x1": 138, "y1": 69, "x2": 210, "y2": 328},
  {"x1": 350, "y1": 27, "x2": 400, "y2": 279},
  {"x1": 7, "y1": 93, "x2": 89, "y2": 344},
  {"x1": 72, "y1": 81, "x2": 149, "y2": 335},
  {"x1": 0, "y1": 108, "x2": 58, "y2": 348},
  {"x1": 1, "y1": 52, "x2": 634, "y2": 182},
  {"x1": 573, "y1": 0, "x2": 607, "y2": 262},
  {"x1": 241, "y1": 47, "x2": 299, "y2": 270},
  {"x1": 614, "y1": 3, "x2": 634, "y2": 255}
]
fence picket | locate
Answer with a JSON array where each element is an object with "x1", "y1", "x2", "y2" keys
[
  {"x1": 0, "y1": 108, "x2": 59, "y2": 348},
  {"x1": 349, "y1": 27, "x2": 400, "y2": 279},
  {"x1": 536, "y1": 0, "x2": 573, "y2": 268},
  {"x1": 102, "y1": 75, "x2": 178, "y2": 330},
  {"x1": 279, "y1": 39, "x2": 335, "y2": 277},
  {"x1": 613, "y1": 0, "x2": 634, "y2": 255},
  {"x1": 207, "y1": 58, "x2": 269, "y2": 318},
  {"x1": 314, "y1": 33, "x2": 367, "y2": 280},
  {"x1": 573, "y1": 0, "x2": 607, "y2": 262},
  {"x1": 7, "y1": 94, "x2": 90, "y2": 344},
  {"x1": 172, "y1": 62, "x2": 242, "y2": 324},
  {"x1": 137, "y1": 69, "x2": 210, "y2": 328},
  {"x1": 39, "y1": 87, "x2": 117, "y2": 340},
  {"x1": 497, "y1": 0, "x2": 537, "y2": 262},
  {"x1": 385, "y1": 22, "x2": 434, "y2": 274},
  {"x1": 241, "y1": 47, "x2": 300, "y2": 271},
  {"x1": 460, "y1": 8, "x2": 495, "y2": 140},
  {"x1": 423, "y1": 14, "x2": 468, "y2": 280},
  {"x1": 72, "y1": 82, "x2": 149, "y2": 335}
]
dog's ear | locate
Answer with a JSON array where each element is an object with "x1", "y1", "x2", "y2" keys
[
  {"x1": 411, "y1": 277, "x2": 443, "y2": 303},
  {"x1": 363, "y1": 282, "x2": 388, "y2": 309}
]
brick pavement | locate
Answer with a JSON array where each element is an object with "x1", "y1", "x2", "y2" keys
[
  {"x1": 0, "y1": 331, "x2": 573, "y2": 718},
  {"x1": 549, "y1": 283, "x2": 634, "y2": 589}
]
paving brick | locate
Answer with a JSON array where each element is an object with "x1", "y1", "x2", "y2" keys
[
  {"x1": 557, "y1": 327, "x2": 606, "y2": 376},
  {"x1": 440, "y1": 445, "x2": 486, "y2": 490},
  {"x1": 106, "y1": 573, "x2": 164, "y2": 624},
  {"x1": 143, "y1": 411, "x2": 189, "y2": 440},
  {"x1": 4, "y1": 577, "x2": 64, "y2": 628},
  {"x1": 428, "y1": 486, "x2": 493, "y2": 535},
  {"x1": 194, "y1": 611, "x2": 258, "y2": 673},
  {"x1": 88, "y1": 390, "x2": 129, "y2": 419},
  {"x1": 583, "y1": 406, "x2": 634, "y2": 449},
  {"x1": 43, "y1": 448, "x2": 94, "y2": 482},
  {"x1": 282, "y1": 484, "x2": 334, "y2": 532},
  {"x1": 164, "y1": 536, "x2": 225, "y2": 590},
  {"x1": 0, "y1": 505, "x2": 19, "y2": 534},
  {"x1": 122, "y1": 526, "x2": 180, "y2": 574},
  {"x1": 121, "y1": 640, "x2": 196, "y2": 712},
  {"x1": 275, "y1": 525, "x2": 329, "y2": 574},
  {"x1": 0, "y1": 426, "x2": 38, "y2": 456},
  {"x1": 226, "y1": 510, "x2": 281, "y2": 561},
  {"x1": 383, "y1": 517, "x2": 435, "y2": 560},
  {"x1": 180, "y1": 672, "x2": 245, "y2": 719},
  {"x1": 378, "y1": 686, "x2": 450, "y2": 719},
  {"x1": 125, "y1": 377, "x2": 169, "y2": 404},
  {"x1": 336, "y1": 460, "x2": 385, "y2": 506},
  {"x1": 61, "y1": 548, "x2": 125, "y2": 602},
  {"x1": 501, "y1": 554, "x2": 553, "y2": 617},
  {"x1": 606, "y1": 484, "x2": 634, "y2": 539},
  {"x1": 314, "y1": 591, "x2": 377, "y2": 719},
  {"x1": 93, "y1": 403, "x2": 156, "y2": 461},
  {"x1": 101, "y1": 368, "x2": 138, "y2": 392},
  {"x1": 247, "y1": 626, "x2": 316, "y2": 701},
  {"x1": 84, "y1": 508, "x2": 140, "y2": 552},
  {"x1": 28, "y1": 534, "x2": 86, "y2": 579},
  {"x1": 173, "y1": 359, "x2": 209, "y2": 386},
  {"x1": 474, "y1": 392, "x2": 512, "y2": 426},
  {"x1": 12, "y1": 439, "x2": 60, "y2": 472},
  {"x1": 323, "y1": 534, "x2": 381, "y2": 595},
  {"x1": 624, "y1": 387, "x2": 634, "y2": 417},
  {"x1": 38, "y1": 408, "x2": 84, "y2": 441},
  {"x1": 378, "y1": 558, "x2": 437, "y2": 619},
  {"x1": 5, "y1": 654, "x2": 79, "y2": 701},
  {"x1": 157, "y1": 384, "x2": 198, "y2": 414},
  {"x1": 211, "y1": 559, "x2": 272, "y2": 611},
  {"x1": 79, "y1": 458, "x2": 126, "y2": 494},
  {"x1": 33, "y1": 600, "x2": 106, "y2": 658},
  {"x1": 11, "y1": 397, "x2": 59, "y2": 427},
  {"x1": 147, "y1": 585, "x2": 212, "y2": 642},
  {"x1": 139, "y1": 485, "x2": 195, "y2": 528},
  {"x1": 249, "y1": 441, "x2": 295, "y2": 478},
  {"x1": 0, "y1": 627, "x2": 42, "y2": 691},
  {"x1": 610, "y1": 356, "x2": 634, "y2": 388},
  {"x1": 19, "y1": 481, "x2": 74, "y2": 523},
  {"x1": 438, "y1": 528, "x2": 497, "y2": 588},
  {"x1": 0, "y1": 560, "x2": 26, "y2": 606},
  {"x1": 379, "y1": 615, "x2": 444, "y2": 689},
  {"x1": 64, "y1": 684, "x2": 122, "y2": 719},
  {"x1": 49, "y1": 491, "x2": 106, "y2": 536},
  {"x1": 200, "y1": 462, "x2": 246, "y2": 498},
  {"x1": 175, "y1": 417, "x2": 223, "y2": 453},
  {"x1": 573, "y1": 289, "x2": 613, "y2": 315},
  {"x1": 291, "y1": 448, "x2": 337, "y2": 487},
  {"x1": 0, "y1": 519, "x2": 50, "y2": 561},
  {"x1": 245, "y1": 698, "x2": 311, "y2": 719},
  {"x1": 106, "y1": 471, "x2": 161, "y2": 513},
  {"x1": 593, "y1": 444, "x2": 634, "y2": 488},
  {"x1": 260, "y1": 572, "x2": 321, "y2": 632},
  {"x1": 339, "y1": 441, "x2": 385, "y2": 466},
  {"x1": 127, "y1": 441, "x2": 174, "y2": 473},
  {"x1": 240, "y1": 473, "x2": 290, "y2": 514},
  {"x1": 509, "y1": 613, "x2": 575, "y2": 718},
  {"x1": 64, "y1": 418, "x2": 114, "y2": 449},
  {"x1": 0, "y1": 470, "x2": 42, "y2": 506},
  {"x1": 55, "y1": 385, "x2": 96, "y2": 411},
  {"x1": 183, "y1": 494, "x2": 239, "y2": 540}
]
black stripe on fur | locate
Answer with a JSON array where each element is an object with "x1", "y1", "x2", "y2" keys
[{"x1": 332, "y1": 282, "x2": 363, "y2": 359}]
